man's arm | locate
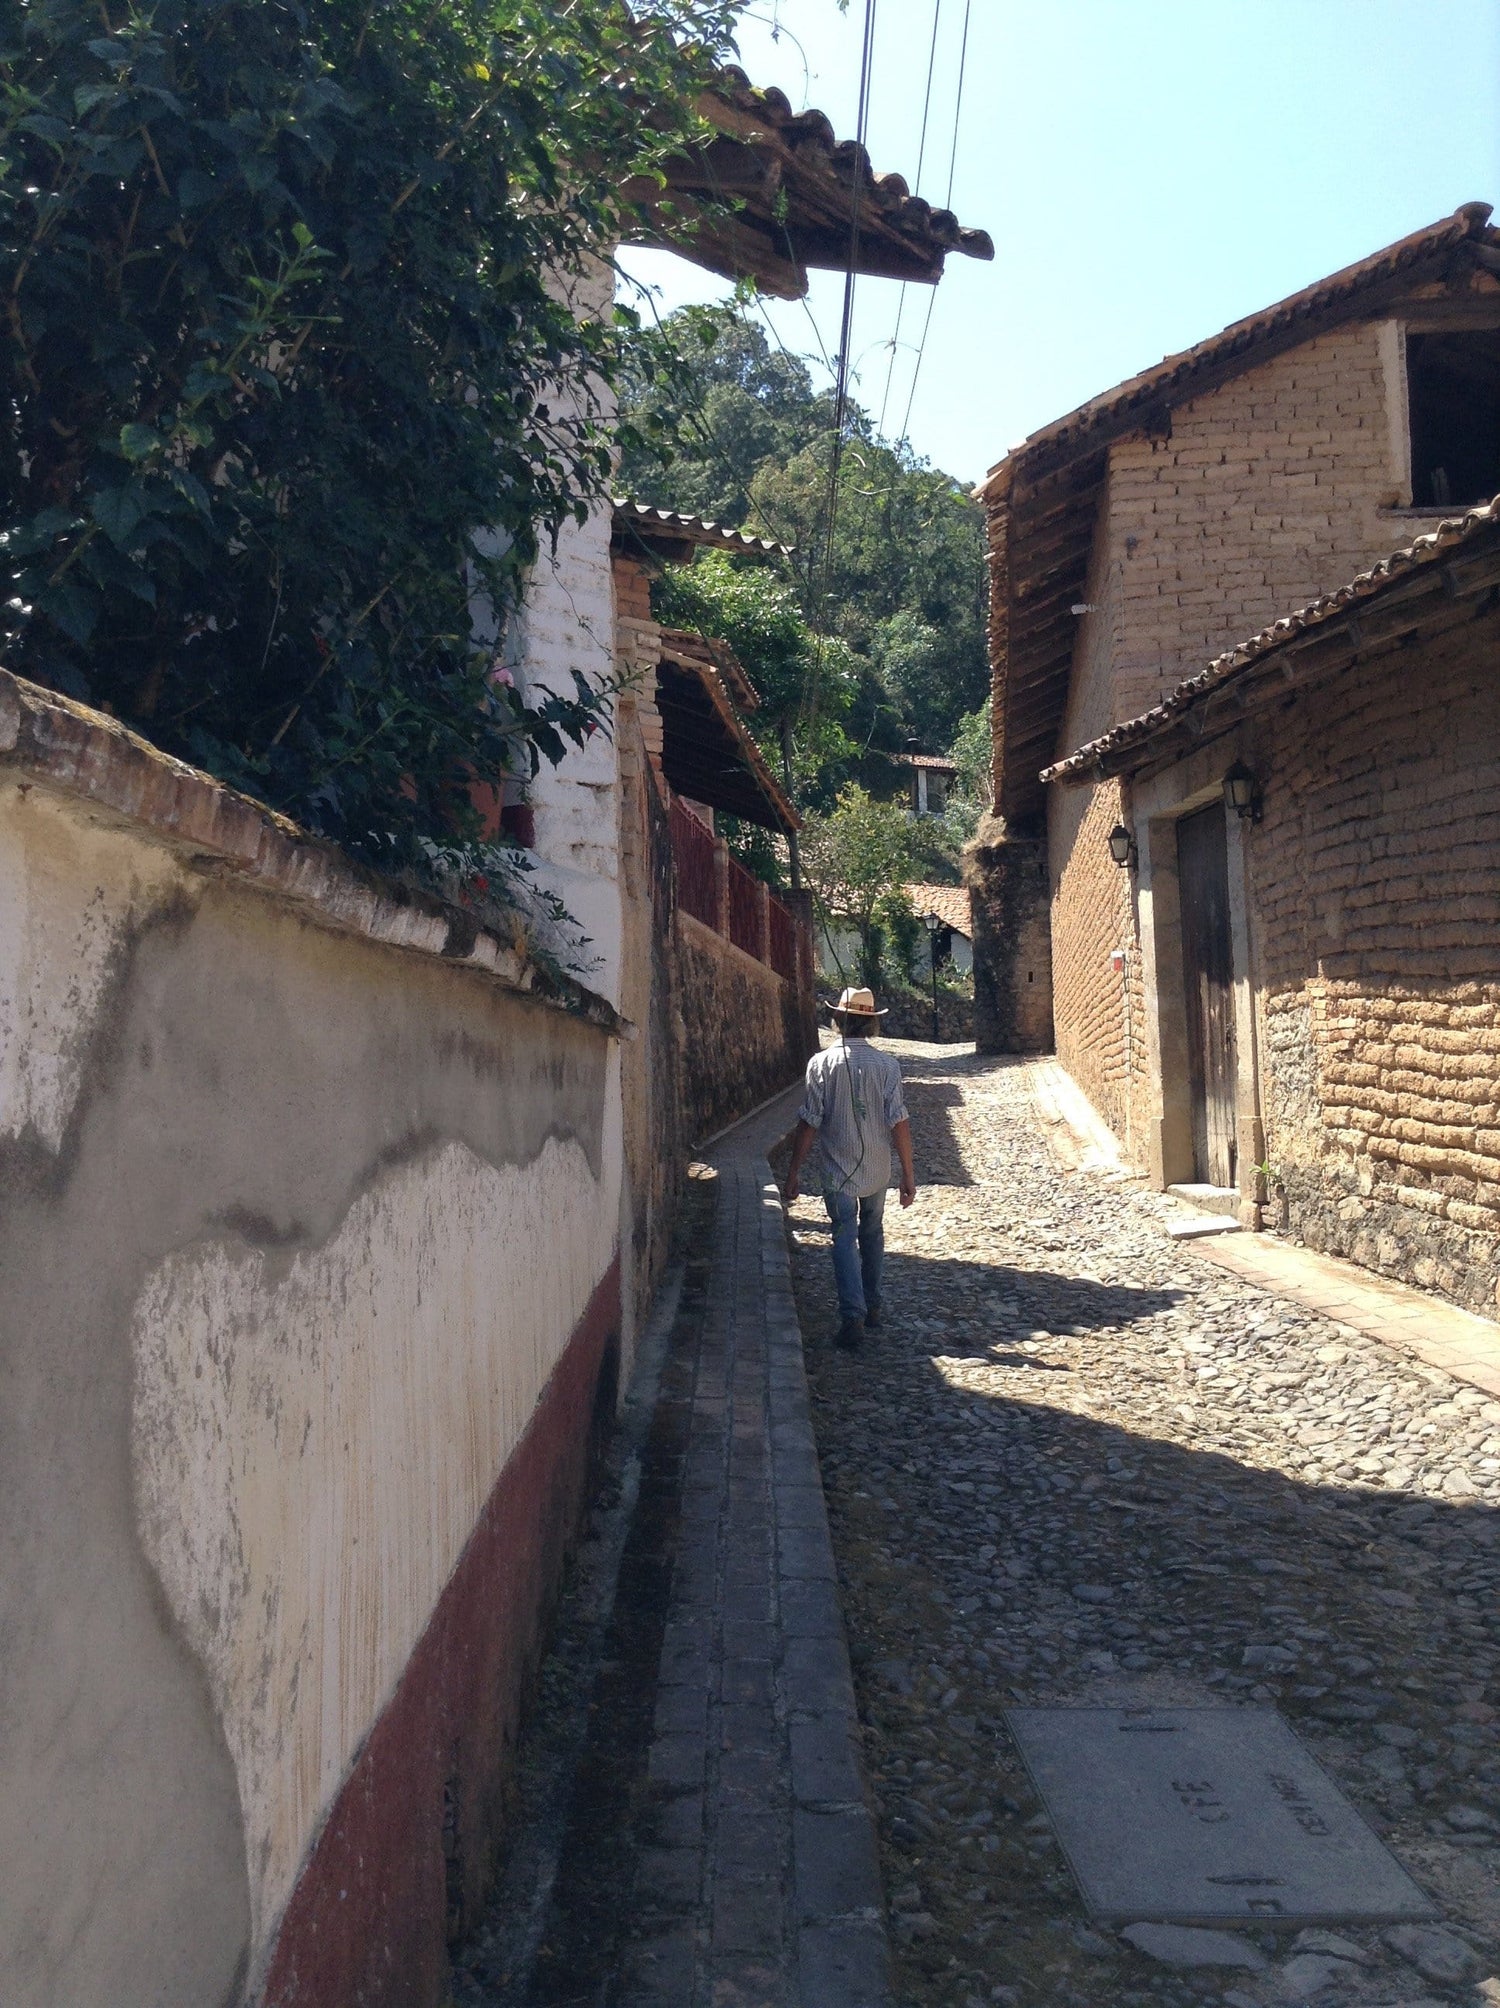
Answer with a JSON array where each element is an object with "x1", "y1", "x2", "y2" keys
[
  {"x1": 891, "y1": 1117, "x2": 916, "y2": 1207},
  {"x1": 784, "y1": 1118, "x2": 817, "y2": 1204}
]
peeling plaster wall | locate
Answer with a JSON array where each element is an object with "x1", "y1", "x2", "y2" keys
[
  {"x1": 0, "y1": 775, "x2": 620, "y2": 2008},
  {"x1": 509, "y1": 255, "x2": 624, "y2": 1008}
]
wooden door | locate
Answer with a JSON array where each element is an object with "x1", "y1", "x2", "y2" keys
[{"x1": 1177, "y1": 802, "x2": 1238, "y2": 1187}]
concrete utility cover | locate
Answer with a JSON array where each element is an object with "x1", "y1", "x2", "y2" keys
[{"x1": 1005, "y1": 1707, "x2": 1435, "y2": 1925}]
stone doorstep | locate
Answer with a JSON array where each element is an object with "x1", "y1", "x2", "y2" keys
[{"x1": 1167, "y1": 1182, "x2": 1243, "y2": 1220}]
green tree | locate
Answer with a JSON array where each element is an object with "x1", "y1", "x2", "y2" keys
[
  {"x1": 1, "y1": 0, "x2": 733, "y2": 881},
  {"x1": 949, "y1": 701, "x2": 994, "y2": 807},
  {"x1": 749, "y1": 436, "x2": 988, "y2": 749},
  {"x1": 652, "y1": 551, "x2": 856, "y2": 812},
  {"x1": 800, "y1": 783, "x2": 916, "y2": 989},
  {"x1": 616, "y1": 310, "x2": 989, "y2": 759},
  {"x1": 616, "y1": 309, "x2": 834, "y2": 525}
]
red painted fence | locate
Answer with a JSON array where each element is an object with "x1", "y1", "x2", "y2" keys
[
  {"x1": 727, "y1": 854, "x2": 762, "y2": 957},
  {"x1": 669, "y1": 801, "x2": 803, "y2": 985},
  {"x1": 670, "y1": 799, "x2": 719, "y2": 930}
]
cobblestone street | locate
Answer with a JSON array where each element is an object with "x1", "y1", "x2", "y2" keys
[{"x1": 787, "y1": 1045, "x2": 1500, "y2": 2008}]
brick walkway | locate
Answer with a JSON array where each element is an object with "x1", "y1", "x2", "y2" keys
[{"x1": 618, "y1": 1087, "x2": 891, "y2": 2007}]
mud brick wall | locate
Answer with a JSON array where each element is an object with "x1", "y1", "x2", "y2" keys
[
  {"x1": 1047, "y1": 774, "x2": 1147, "y2": 1143},
  {"x1": 1250, "y1": 603, "x2": 1500, "y2": 1316},
  {"x1": 1040, "y1": 316, "x2": 1432, "y2": 1160},
  {"x1": 1099, "y1": 319, "x2": 1415, "y2": 719}
]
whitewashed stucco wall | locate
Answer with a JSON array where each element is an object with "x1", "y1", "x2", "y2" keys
[
  {"x1": 509, "y1": 255, "x2": 624, "y2": 1008},
  {"x1": 0, "y1": 770, "x2": 622, "y2": 2008}
]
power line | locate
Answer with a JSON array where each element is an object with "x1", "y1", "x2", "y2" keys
[
  {"x1": 876, "y1": 0, "x2": 942, "y2": 442},
  {"x1": 810, "y1": 0, "x2": 878, "y2": 653},
  {"x1": 897, "y1": 0, "x2": 971, "y2": 455},
  {"x1": 784, "y1": 0, "x2": 877, "y2": 889}
]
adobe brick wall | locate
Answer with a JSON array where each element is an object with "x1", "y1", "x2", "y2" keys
[
  {"x1": 1248, "y1": 602, "x2": 1500, "y2": 1317},
  {"x1": 1048, "y1": 774, "x2": 1147, "y2": 1142},
  {"x1": 1046, "y1": 314, "x2": 1437, "y2": 1163},
  {"x1": 1103, "y1": 318, "x2": 1413, "y2": 720}
]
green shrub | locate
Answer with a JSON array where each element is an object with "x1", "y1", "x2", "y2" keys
[{"x1": 1, "y1": 0, "x2": 731, "y2": 877}]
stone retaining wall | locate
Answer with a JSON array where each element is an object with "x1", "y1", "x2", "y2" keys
[{"x1": 677, "y1": 911, "x2": 815, "y2": 1144}]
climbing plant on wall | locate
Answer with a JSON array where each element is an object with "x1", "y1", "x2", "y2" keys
[{"x1": 0, "y1": 0, "x2": 733, "y2": 877}]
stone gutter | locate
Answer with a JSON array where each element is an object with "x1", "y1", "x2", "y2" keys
[{"x1": 0, "y1": 664, "x2": 621, "y2": 1035}]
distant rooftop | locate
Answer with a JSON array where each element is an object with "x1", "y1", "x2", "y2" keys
[{"x1": 906, "y1": 882, "x2": 972, "y2": 936}]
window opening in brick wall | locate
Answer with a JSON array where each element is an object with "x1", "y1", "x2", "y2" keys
[{"x1": 1406, "y1": 327, "x2": 1500, "y2": 508}]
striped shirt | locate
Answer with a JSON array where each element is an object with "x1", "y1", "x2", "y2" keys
[{"x1": 798, "y1": 1038, "x2": 909, "y2": 1199}]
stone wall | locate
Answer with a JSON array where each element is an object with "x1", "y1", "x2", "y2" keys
[
  {"x1": 966, "y1": 819, "x2": 1053, "y2": 1054},
  {"x1": 1249, "y1": 603, "x2": 1500, "y2": 1316},
  {"x1": 878, "y1": 982, "x2": 973, "y2": 1044},
  {"x1": 0, "y1": 671, "x2": 623, "y2": 2008},
  {"x1": 676, "y1": 911, "x2": 814, "y2": 1144}
]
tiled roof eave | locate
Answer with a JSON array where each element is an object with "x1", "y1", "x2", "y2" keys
[
  {"x1": 1040, "y1": 495, "x2": 1500, "y2": 786},
  {"x1": 704, "y1": 67, "x2": 995, "y2": 271},
  {"x1": 611, "y1": 499, "x2": 790, "y2": 560},
  {"x1": 980, "y1": 202, "x2": 1497, "y2": 500}
]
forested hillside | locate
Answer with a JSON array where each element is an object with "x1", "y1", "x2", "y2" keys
[{"x1": 617, "y1": 310, "x2": 990, "y2": 769}]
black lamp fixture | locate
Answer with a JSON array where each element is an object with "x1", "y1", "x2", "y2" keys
[
  {"x1": 1108, "y1": 823, "x2": 1136, "y2": 868},
  {"x1": 1223, "y1": 759, "x2": 1262, "y2": 823},
  {"x1": 922, "y1": 909, "x2": 943, "y2": 1042}
]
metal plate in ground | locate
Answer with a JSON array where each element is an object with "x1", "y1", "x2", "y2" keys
[{"x1": 1005, "y1": 1707, "x2": 1435, "y2": 1925}]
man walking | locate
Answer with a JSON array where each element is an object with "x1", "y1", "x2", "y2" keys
[{"x1": 784, "y1": 987, "x2": 916, "y2": 1348}]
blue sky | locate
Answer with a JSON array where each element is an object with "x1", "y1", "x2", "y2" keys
[{"x1": 617, "y1": 0, "x2": 1500, "y2": 488}]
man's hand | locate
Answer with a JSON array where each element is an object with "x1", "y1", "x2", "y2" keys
[
  {"x1": 784, "y1": 1118, "x2": 815, "y2": 1208},
  {"x1": 892, "y1": 1117, "x2": 916, "y2": 1209}
]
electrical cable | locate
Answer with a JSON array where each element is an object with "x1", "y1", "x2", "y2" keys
[
  {"x1": 875, "y1": 0, "x2": 942, "y2": 442},
  {"x1": 800, "y1": 0, "x2": 878, "y2": 747},
  {"x1": 897, "y1": 0, "x2": 971, "y2": 453}
]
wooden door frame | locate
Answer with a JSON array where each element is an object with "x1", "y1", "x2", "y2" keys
[{"x1": 1129, "y1": 738, "x2": 1266, "y2": 1224}]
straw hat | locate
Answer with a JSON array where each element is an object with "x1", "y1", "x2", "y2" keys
[{"x1": 831, "y1": 986, "x2": 887, "y2": 1019}]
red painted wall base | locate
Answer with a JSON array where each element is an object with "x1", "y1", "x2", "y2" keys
[{"x1": 263, "y1": 1257, "x2": 621, "y2": 2006}]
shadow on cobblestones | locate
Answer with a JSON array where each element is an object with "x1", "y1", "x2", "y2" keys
[
  {"x1": 451, "y1": 1179, "x2": 718, "y2": 2008},
  {"x1": 786, "y1": 1049, "x2": 1500, "y2": 2008}
]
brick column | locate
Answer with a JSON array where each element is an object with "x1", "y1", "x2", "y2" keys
[
  {"x1": 757, "y1": 879, "x2": 772, "y2": 965},
  {"x1": 783, "y1": 887, "x2": 819, "y2": 1063}
]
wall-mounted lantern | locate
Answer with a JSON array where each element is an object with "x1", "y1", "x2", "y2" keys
[
  {"x1": 1107, "y1": 823, "x2": 1137, "y2": 869},
  {"x1": 1223, "y1": 760, "x2": 1263, "y2": 823}
]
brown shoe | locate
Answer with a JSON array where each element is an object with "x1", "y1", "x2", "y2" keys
[{"x1": 836, "y1": 1318, "x2": 864, "y2": 1350}]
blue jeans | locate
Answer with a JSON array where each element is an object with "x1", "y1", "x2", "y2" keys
[{"x1": 824, "y1": 1187, "x2": 886, "y2": 1322}]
